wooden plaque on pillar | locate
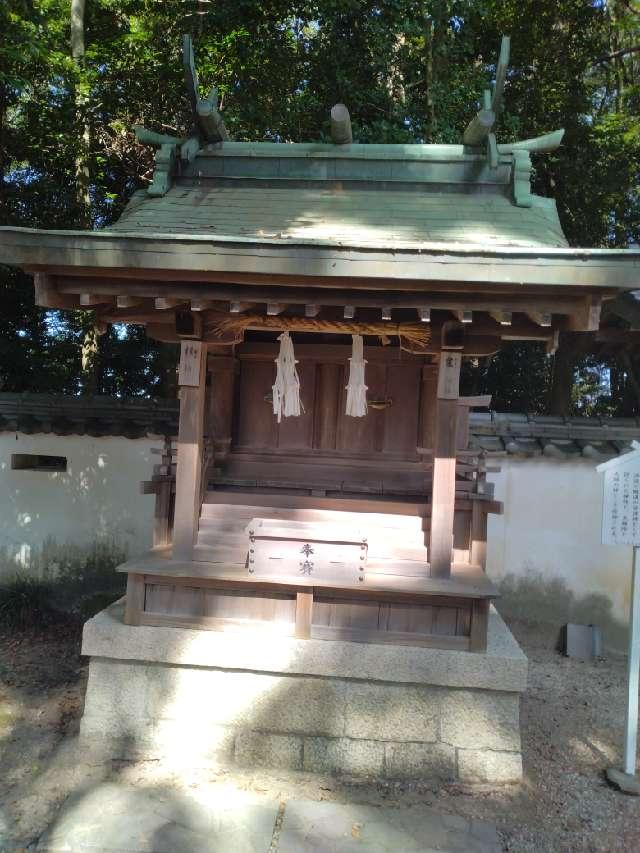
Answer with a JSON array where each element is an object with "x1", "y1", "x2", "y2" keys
[
  {"x1": 178, "y1": 341, "x2": 204, "y2": 387},
  {"x1": 437, "y1": 352, "x2": 462, "y2": 399}
]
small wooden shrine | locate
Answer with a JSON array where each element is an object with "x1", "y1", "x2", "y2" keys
[{"x1": 2, "y1": 37, "x2": 639, "y2": 658}]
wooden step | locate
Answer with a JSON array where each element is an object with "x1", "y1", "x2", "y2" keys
[
  {"x1": 192, "y1": 544, "x2": 248, "y2": 565},
  {"x1": 197, "y1": 519, "x2": 249, "y2": 535},
  {"x1": 198, "y1": 514, "x2": 427, "y2": 538},
  {"x1": 197, "y1": 493, "x2": 435, "y2": 572},
  {"x1": 197, "y1": 531, "x2": 247, "y2": 547},
  {"x1": 202, "y1": 491, "x2": 428, "y2": 521}
]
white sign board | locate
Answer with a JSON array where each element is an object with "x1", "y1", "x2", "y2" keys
[
  {"x1": 597, "y1": 442, "x2": 640, "y2": 784},
  {"x1": 598, "y1": 446, "x2": 640, "y2": 546}
]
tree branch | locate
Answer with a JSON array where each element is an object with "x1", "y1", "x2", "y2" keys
[{"x1": 591, "y1": 45, "x2": 640, "y2": 66}]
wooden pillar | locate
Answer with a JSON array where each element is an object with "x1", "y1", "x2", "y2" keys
[
  {"x1": 469, "y1": 503, "x2": 488, "y2": 570},
  {"x1": 456, "y1": 406, "x2": 470, "y2": 450},
  {"x1": 295, "y1": 591, "x2": 313, "y2": 639},
  {"x1": 124, "y1": 573, "x2": 145, "y2": 626},
  {"x1": 419, "y1": 362, "x2": 438, "y2": 450},
  {"x1": 429, "y1": 352, "x2": 462, "y2": 578},
  {"x1": 469, "y1": 463, "x2": 488, "y2": 570},
  {"x1": 172, "y1": 341, "x2": 208, "y2": 560},
  {"x1": 469, "y1": 598, "x2": 489, "y2": 652}
]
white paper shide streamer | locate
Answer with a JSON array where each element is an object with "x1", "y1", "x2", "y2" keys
[
  {"x1": 345, "y1": 334, "x2": 368, "y2": 417},
  {"x1": 272, "y1": 332, "x2": 303, "y2": 423}
]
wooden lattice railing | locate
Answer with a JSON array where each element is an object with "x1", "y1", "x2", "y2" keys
[
  {"x1": 142, "y1": 434, "x2": 215, "y2": 549},
  {"x1": 141, "y1": 435, "x2": 176, "y2": 548},
  {"x1": 416, "y1": 447, "x2": 503, "y2": 569}
]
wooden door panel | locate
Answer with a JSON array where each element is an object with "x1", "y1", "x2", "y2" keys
[
  {"x1": 383, "y1": 363, "x2": 422, "y2": 456},
  {"x1": 236, "y1": 361, "x2": 277, "y2": 448},
  {"x1": 336, "y1": 362, "x2": 386, "y2": 454},
  {"x1": 234, "y1": 347, "x2": 425, "y2": 462},
  {"x1": 277, "y1": 361, "x2": 316, "y2": 450}
]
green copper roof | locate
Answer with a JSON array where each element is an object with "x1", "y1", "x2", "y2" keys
[
  {"x1": 110, "y1": 181, "x2": 566, "y2": 249},
  {"x1": 114, "y1": 36, "x2": 568, "y2": 251},
  {"x1": 108, "y1": 141, "x2": 568, "y2": 250}
]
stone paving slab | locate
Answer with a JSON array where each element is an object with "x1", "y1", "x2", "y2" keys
[
  {"x1": 277, "y1": 800, "x2": 501, "y2": 853},
  {"x1": 36, "y1": 782, "x2": 279, "y2": 853},
  {"x1": 36, "y1": 784, "x2": 501, "y2": 853}
]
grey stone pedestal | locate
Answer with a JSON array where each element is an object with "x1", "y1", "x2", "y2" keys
[{"x1": 80, "y1": 602, "x2": 527, "y2": 784}]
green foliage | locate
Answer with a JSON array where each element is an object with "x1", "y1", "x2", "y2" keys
[
  {"x1": 462, "y1": 342, "x2": 554, "y2": 413},
  {"x1": 1, "y1": 0, "x2": 638, "y2": 409},
  {"x1": 0, "y1": 539, "x2": 127, "y2": 630},
  {"x1": 0, "y1": 576, "x2": 58, "y2": 631},
  {"x1": 48, "y1": 539, "x2": 128, "y2": 605}
]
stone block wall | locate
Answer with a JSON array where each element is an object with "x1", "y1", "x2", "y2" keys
[{"x1": 80, "y1": 657, "x2": 522, "y2": 784}]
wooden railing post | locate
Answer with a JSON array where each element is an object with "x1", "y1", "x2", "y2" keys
[
  {"x1": 154, "y1": 480, "x2": 173, "y2": 548},
  {"x1": 429, "y1": 352, "x2": 461, "y2": 578},
  {"x1": 152, "y1": 435, "x2": 174, "y2": 548},
  {"x1": 172, "y1": 341, "x2": 207, "y2": 560},
  {"x1": 470, "y1": 459, "x2": 488, "y2": 570}
]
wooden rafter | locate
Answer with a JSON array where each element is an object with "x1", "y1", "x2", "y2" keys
[
  {"x1": 80, "y1": 293, "x2": 111, "y2": 307},
  {"x1": 51, "y1": 276, "x2": 594, "y2": 320},
  {"x1": 155, "y1": 297, "x2": 183, "y2": 310},
  {"x1": 116, "y1": 295, "x2": 143, "y2": 308}
]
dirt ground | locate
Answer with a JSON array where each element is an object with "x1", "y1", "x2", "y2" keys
[{"x1": 0, "y1": 617, "x2": 639, "y2": 853}]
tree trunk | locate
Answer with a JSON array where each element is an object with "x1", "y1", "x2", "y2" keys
[
  {"x1": 424, "y1": 9, "x2": 436, "y2": 138},
  {"x1": 387, "y1": 33, "x2": 406, "y2": 108},
  {"x1": 0, "y1": 83, "x2": 7, "y2": 221},
  {"x1": 620, "y1": 350, "x2": 640, "y2": 416},
  {"x1": 80, "y1": 322, "x2": 100, "y2": 394},
  {"x1": 72, "y1": 0, "x2": 99, "y2": 391},
  {"x1": 548, "y1": 332, "x2": 591, "y2": 416},
  {"x1": 70, "y1": 0, "x2": 91, "y2": 224},
  {"x1": 423, "y1": 1, "x2": 449, "y2": 141}
]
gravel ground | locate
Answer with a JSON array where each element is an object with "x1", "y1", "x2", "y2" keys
[{"x1": 0, "y1": 617, "x2": 639, "y2": 852}]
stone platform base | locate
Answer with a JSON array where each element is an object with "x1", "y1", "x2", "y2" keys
[{"x1": 80, "y1": 602, "x2": 527, "y2": 784}]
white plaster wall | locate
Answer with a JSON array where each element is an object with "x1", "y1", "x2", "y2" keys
[
  {"x1": 0, "y1": 432, "x2": 159, "y2": 573},
  {"x1": 487, "y1": 458, "x2": 633, "y2": 625}
]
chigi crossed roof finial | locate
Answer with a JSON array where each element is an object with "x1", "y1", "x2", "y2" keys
[
  {"x1": 132, "y1": 33, "x2": 567, "y2": 210},
  {"x1": 132, "y1": 34, "x2": 230, "y2": 195},
  {"x1": 460, "y1": 36, "x2": 565, "y2": 181},
  {"x1": 462, "y1": 36, "x2": 512, "y2": 165},
  {"x1": 182, "y1": 34, "x2": 229, "y2": 144}
]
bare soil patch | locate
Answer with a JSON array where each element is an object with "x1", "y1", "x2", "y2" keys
[{"x1": 0, "y1": 617, "x2": 638, "y2": 852}]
